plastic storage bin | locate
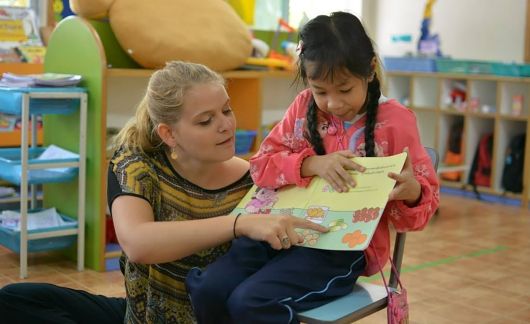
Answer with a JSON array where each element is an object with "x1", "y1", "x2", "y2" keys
[
  {"x1": 519, "y1": 64, "x2": 530, "y2": 77},
  {"x1": 235, "y1": 130, "x2": 257, "y2": 155},
  {"x1": 0, "y1": 147, "x2": 78, "y2": 185},
  {"x1": 436, "y1": 59, "x2": 493, "y2": 74},
  {"x1": 0, "y1": 212, "x2": 77, "y2": 253},
  {"x1": 0, "y1": 87, "x2": 85, "y2": 115},
  {"x1": 492, "y1": 63, "x2": 522, "y2": 77},
  {"x1": 383, "y1": 56, "x2": 436, "y2": 72}
]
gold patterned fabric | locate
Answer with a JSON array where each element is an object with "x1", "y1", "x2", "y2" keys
[{"x1": 108, "y1": 147, "x2": 253, "y2": 324}]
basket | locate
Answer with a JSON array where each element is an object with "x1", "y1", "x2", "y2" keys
[
  {"x1": 235, "y1": 130, "x2": 257, "y2": 155},
  {"x1": 0, "y1": 211, "x2": 77, "y2": 253},
  {"x1": 383, "y1": 56, "x2": 436, "y2": 72},
  {"x1": 0, "y1": 87, "x2": 85, "y2": 116},
  {"x1": 0, "y1": 147, "x2": 78, "y2": 185}
]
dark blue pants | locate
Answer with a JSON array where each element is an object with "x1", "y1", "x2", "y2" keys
[
  {"x1": 0, "y1": 282, "x2": 126, "y2": 324},
  {"x1": 186, "y1": 237, "x2": 366, "y2": 324}
]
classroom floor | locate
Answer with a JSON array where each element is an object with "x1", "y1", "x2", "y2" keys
[{"x1": 1, "y1": 193, "x2": 529, "y2": 323}]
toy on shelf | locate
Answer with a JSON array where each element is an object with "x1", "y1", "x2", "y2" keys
[
  {"x1": 245, "y1": 18, "x2": 298, "y2": 71},
  {"x1": 418, "y1": 0, "x2": 442, "y2": 57},
  {"x1": 269, "y1": 18, "x2": 296, "y2": 63}
]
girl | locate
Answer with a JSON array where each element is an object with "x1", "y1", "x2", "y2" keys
[
  {"x1": 187, "y1": 12, "x2": 439, "y2": 324},
  {"x1": 0, "y1": 61, "x2": 327, "y2": 324}
]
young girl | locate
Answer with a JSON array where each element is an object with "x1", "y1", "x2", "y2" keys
[
  {"x1": 0, "y1": 61, "x2": 326, "y2": 324},
  {"x1": 187, "y1": 12, "x2": 439, "y2": 323}
]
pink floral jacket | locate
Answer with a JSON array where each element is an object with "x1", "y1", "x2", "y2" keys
[{"x1": 250, "y1": 89, "x2": 440, "y2": 276}]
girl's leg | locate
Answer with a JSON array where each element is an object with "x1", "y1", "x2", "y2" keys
[
  {"x1": 0, "y1": 282, "x2": 126, "y2": 324},
  {"x1": 186, "y1": 237, "x2": 277, "y2": 324},
  {"x1": 226, "y1": 247, "x2": 366, "y2": 324}
]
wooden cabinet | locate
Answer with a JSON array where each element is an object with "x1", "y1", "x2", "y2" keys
[
  {"x1": 386, "y1": 71, "x2": 529, "y2": 208},
  {"x1": 43, "y1": 16, "x2": 296, "y2": 270}
]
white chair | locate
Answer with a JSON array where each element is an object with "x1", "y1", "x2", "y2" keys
[{"x1": 298, "y1": 147, "x2": 439, "y2": 323}]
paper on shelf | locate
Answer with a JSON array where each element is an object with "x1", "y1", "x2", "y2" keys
[
  {"x1": 0, "y1": 207, "x2": 70, "y2": 231},
  {"x1": 37, "y1": 144, "x2": 79, "y2": 173},
  {"x1": 0, "y1": 186, "x2": 15, "y2": 197},
  {"x1": 0, "y1": 72, "x2": 82, "y2": 87}
]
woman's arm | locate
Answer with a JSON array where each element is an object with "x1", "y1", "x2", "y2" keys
[{"x1": 112, "y1": 195, "x2": 327, "y2": 264}]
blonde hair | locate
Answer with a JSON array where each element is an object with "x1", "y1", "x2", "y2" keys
[{"x1": 113, "y1": 61, "x2": 225, "y2": 153}]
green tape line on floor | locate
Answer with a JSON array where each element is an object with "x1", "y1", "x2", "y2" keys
[{"x1": 359, "y1": 245, "x2": 508, "y2": 283}]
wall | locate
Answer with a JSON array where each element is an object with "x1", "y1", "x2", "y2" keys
[{"x1": 368, "y1": 0, "x2": 527, "y2": 63}]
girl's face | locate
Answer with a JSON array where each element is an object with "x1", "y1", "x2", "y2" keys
[
  {"x1": 305, "y1": 61, "x2": 370, "y2": 121},
  {"x1": 173, "y1": 82, "x2": 236, "y2": 162}
]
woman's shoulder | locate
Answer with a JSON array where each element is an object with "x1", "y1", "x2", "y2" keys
[
  {"x1": 224, "y1": 156, "x2": 252, "y2": 187},
  {"x1": 109, "y1": 146, "x2": 159, "y2": 176}
]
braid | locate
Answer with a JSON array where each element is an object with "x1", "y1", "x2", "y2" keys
[
  {"x1": 306, "y1": 98, "x2": 326, "y2": 155},
  {"x1": 364, "y1": 73, "x2": 381, "y2": 157}
]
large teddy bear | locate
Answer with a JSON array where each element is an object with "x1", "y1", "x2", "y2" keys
[{"x1": 69, "y1": 0, "x2": 252, "y2": 71}]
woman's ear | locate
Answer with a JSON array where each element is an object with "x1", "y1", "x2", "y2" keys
[{"x1": 156, "y1": 123, "x2": 177, "y2": 147}]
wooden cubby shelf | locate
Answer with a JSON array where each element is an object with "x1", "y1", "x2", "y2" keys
[{"x1": 386, "y1": 71, "x2": 530, "y2": 208}]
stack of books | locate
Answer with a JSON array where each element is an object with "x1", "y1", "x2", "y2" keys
[{"x1": 0, "y1": 72, "x2": 82, "y2": 87}]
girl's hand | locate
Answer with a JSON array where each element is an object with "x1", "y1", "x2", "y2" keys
[
  {"x1": 301, "y1": 150, "x2": 365, "y2": 192},
  {"x1": 235, "y1": 214, "x2": 329, "y2": 250},
  {"x1": 388, "y1": 147, "x2": 422, "y2": 206}
]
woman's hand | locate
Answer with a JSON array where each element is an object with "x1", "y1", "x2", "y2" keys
[
  {"x1": 235, "y1": 214, "x2": 329, "y2": 250},
  {"x1": 388, "y1": 147, "x2": 422, "y2": 206},
  {"x1": 301, "y1": 150, "x2": 365, "y2": 192}
]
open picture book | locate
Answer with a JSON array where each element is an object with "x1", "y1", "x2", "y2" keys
[{"x1": 231, "y1": 152, "x2": 407, "y2": 251}]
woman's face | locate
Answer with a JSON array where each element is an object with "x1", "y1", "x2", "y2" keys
[
  {"x1": 173, "y1": 82, "x2": 236, "y2": 162},
  {"x1": 305, "y1": 61, "x2": 369, "y2": 121}
]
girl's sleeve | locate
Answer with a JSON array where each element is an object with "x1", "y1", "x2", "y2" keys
[
  {"x1": 250, "y1": 93, "x2": 316, "y2": 189},
  {"x1": 386, "y1": 111, "x2": 440, "y2": 232}
]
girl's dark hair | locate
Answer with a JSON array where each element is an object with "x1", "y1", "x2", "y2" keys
[{"x1": 297, "y1": 11, "x2": 381, "y2": 157}]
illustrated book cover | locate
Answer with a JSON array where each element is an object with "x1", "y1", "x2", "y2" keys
[{"x1": 231, "y1": 152, "x2": 407, "y2": 250}]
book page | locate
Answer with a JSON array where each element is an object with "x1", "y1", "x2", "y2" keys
[{"x1": 232, "y1": 152, "x2": 407, "y2": 250}]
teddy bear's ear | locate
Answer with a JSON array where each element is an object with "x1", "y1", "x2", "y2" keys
[{"x1": 69, "y1": 0, "x2": 114, "y2": 20}]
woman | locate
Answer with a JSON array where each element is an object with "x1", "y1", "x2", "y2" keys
[{"x1": 0, "y1": 61, "x2": 327, "y2": 324}]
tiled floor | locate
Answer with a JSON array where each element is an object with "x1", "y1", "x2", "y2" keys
[{"x1": 1, "y1": 193, "x2": 530, "y2": 323}]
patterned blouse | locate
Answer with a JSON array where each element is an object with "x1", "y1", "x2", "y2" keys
[{"x1": 108, "y1": 147, "x2": 253, "y2": 323}]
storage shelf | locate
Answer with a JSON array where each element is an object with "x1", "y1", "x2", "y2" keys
[
  {"x1": 387, "y1": 71, "x2": 529, "y2": 208},
  {"x1": 0, "y1": 87, "x2": 88, "y2": 278}
]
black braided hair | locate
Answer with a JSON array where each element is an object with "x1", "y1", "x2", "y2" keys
[
  {"x1": 364, "y1": 74, "x2": 381, "y2": 157},
  {"x1": 306, "y1": 98, "x2": 326, "y2": 155},
  {"x1": 294, "y1": 12, "x2": 381, "y2": 157}
]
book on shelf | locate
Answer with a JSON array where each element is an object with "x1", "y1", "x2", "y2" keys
[
  {"x1": 0, "y1": 48, "x2": 23, "y2": 63},
  {"x1": 15, "y1": 45, "x2": 46, "y2": 63},
  {"x1": 0, "y1": 72, "x2": 82, "y2": 87},
  {"x1": 231, "y1": 152, "x2": 407, "y2": 251}
]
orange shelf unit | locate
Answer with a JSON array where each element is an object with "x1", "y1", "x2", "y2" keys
[
  {"x1": 0, "y1": 63, "x2": 44, "y2": 74},
  {"x1": 0, "y1": 63, "x2": 45, "y2": 147},
  {"x1": 0, "y1": 129, "x2": 43, "y2": 147}
]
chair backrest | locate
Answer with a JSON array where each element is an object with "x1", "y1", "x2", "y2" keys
[
  {"x1": 425, "y1": 147, "x2": 439, "y2": 171},
  {"x1": 389, "y1": 147, "x2": 438, "y2": 288}
]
